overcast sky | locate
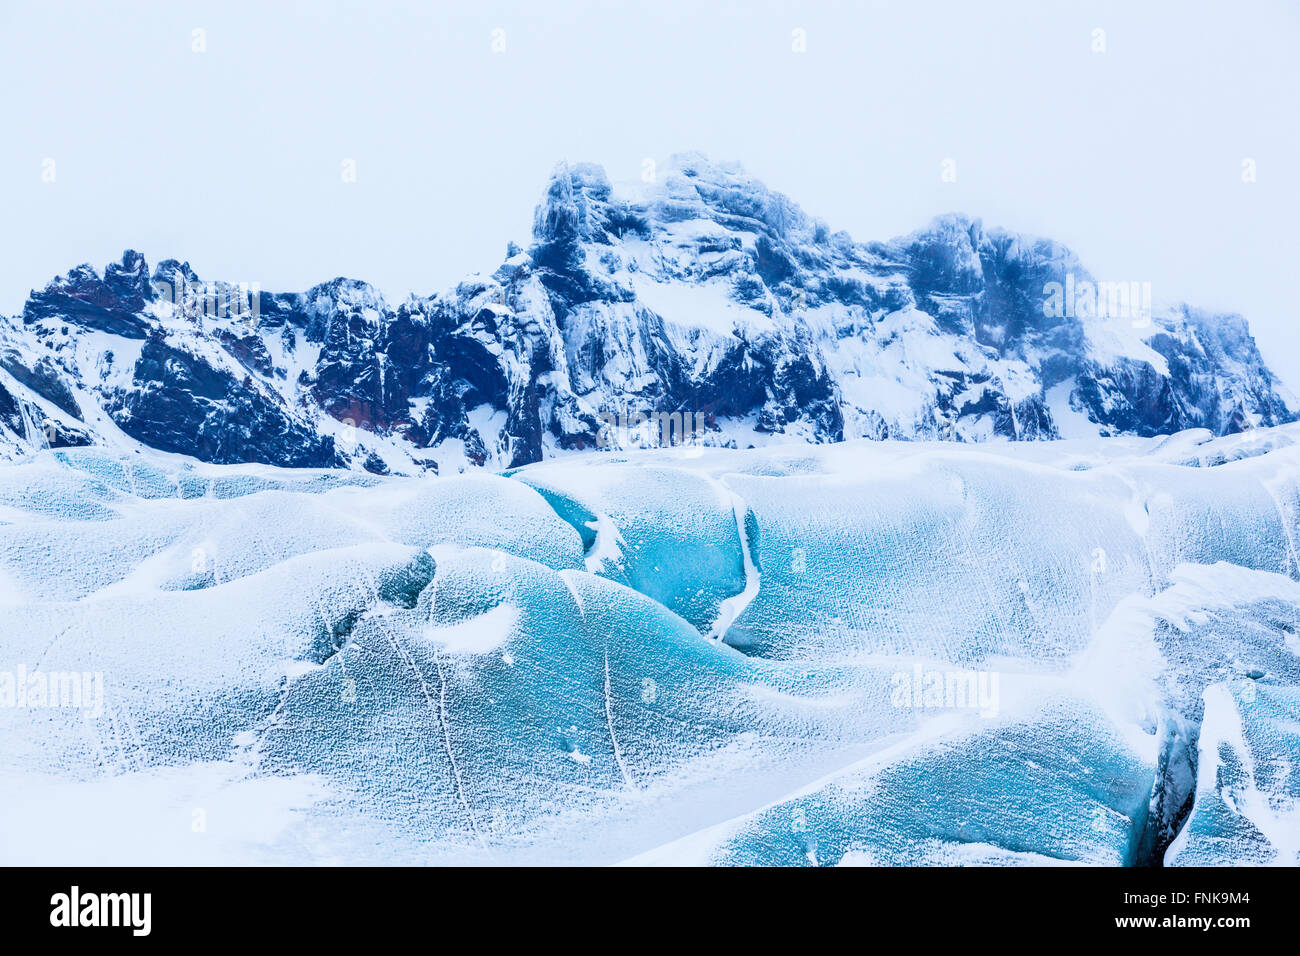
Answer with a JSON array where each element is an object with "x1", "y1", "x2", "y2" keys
[{"x1": 3, "y1": 0, "x2": 1297, "y2": 386}]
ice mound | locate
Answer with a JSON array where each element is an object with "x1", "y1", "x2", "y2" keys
[
  {"x1": 1, "y1": 427, "x2": 1298, "y2": 865},
  {"x1": 636, "y1": 698, "x2": 1155, "y2": 867},
  {"x1": 1167, "y1": 683, "x2": 1300, "y2": 866},
  {"x1": 1, "y1": 543, "x2": 437, "y2": 770},
  {"x1": 511, "y1": 462, "x2": 754, "y2": 635}
]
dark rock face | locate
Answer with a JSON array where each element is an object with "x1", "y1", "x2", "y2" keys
[
  {"x1": 0, "y1": 156, "x2": 1293, "y2": 469},
  {"x1": 104, "y1": 337, "x2": 338, "y2": 467},
  {"x1": 23, "y1": 260, "x2": 151, "y2": 340},
  {"x1": 0, "y1": 349, "x2": 82, "y2": 419},
  {"x1": 0, "y1": 376, "x2": 93, "y2": 450}
]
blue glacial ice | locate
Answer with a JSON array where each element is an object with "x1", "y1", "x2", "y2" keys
[{"x1": 1, "y1": 428, "x2": 1298, "y2": 864}]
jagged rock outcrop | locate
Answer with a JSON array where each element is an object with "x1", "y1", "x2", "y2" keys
[{"x1": 0, "y1": 154, "x2": 1292, "y2": 469}]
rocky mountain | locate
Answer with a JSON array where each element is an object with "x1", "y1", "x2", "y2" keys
[{"x1": 1, "y1": 153, "x2": 1294, "y2": 472}]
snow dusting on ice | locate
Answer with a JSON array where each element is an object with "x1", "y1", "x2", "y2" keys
[{"x1": 2, "y1": 427, "x2": 1299, "y2": 865}]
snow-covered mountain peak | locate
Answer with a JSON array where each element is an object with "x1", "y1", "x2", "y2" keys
[{"x1": 0, "y1": 154, "x2": 1293, "y2": 471}]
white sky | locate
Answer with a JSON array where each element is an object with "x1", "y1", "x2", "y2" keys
[{"x1": 2, "y1": 0, "x2": 1298, "y2": 386}]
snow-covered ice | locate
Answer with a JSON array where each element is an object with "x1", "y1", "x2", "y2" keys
[{"x1": 1, "y1": 426, "x2": 1298, "y2": 865}]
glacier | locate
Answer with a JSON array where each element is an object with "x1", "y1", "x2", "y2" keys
[
  {"x1": 2, "y1": 424, "x2": 1298, "y2": 866},
  {"x1": 1, "y1": 153, "x2": 1296, "y2": 866}
]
